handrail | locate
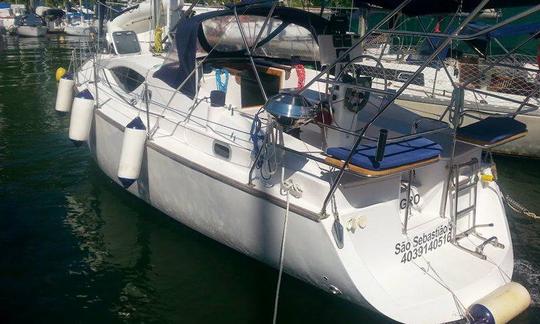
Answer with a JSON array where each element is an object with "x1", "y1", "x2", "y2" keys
[
  {"x1": 318, "y1": 0, "x2": 491, "y2": 216},
  {"x1": 465, "y1": 87, "x2": 539, "y2": 109},
  {"x1": 322, "y1": 79, "x2": 396, "y2": 96},
  {"x1": 298, "y1": 0, "x2": 413, "y2": 95}
]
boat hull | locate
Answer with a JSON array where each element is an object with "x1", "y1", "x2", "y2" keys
[
  {"x1": 72, "y1": 54, "x2": 518, "y2": 322},
  {"x1": 65, "y1": 25, "x2": 94, "y2": 36},
  {"x1": 88, "y1": 109, "x2": 373, "y2": 310},
  {"x1": 17, "y1": 25, "x2": 47, "y2": 37}
]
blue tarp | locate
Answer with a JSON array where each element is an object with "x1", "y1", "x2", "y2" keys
[
  {"x1": 406, "y1": 36, "x2": 450, "y2": 66},
  {"x1": 0, "y1": 2, "x2": 11, "y2": 9},
  {"x1": 464, "y1": 21, "x2": 540, "y2": 39}
]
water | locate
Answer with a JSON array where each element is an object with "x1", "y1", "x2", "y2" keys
[{"x1": 0, "y1": 35, "x2": 539, "y2": 323}]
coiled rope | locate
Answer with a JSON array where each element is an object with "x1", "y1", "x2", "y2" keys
[
  {"x1": 294, "y1": 64, "x2": 305, "y2": 89},
  {"x1": 249, "y1": 108, "x2": 265, "y2": 158},
  {"x1": 215, "y1": 68, "x2": 229, "y2": 92}
]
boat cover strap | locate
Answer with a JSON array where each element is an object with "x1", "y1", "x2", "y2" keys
[
  {"x1": 326, "y1": 137, "x2": 442, "y2": 176},
  {"x1": 456, "y1": 117, "x2": 527, "y2": 147}
]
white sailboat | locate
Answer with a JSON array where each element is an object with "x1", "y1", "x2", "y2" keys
[
  {"x1": 64, "y1": 1, "x2": 95, "y2": 36},
  {"x1": 56, "y1": 1, "x2": 538, "y2": 322},
  {"x1": 15, "y1": 13, "x2": 47, "y2": 37},
  {"x1": 105, "y1": 0, "x2": 217, "y2": 52},
  {"x1": 0, "y1": 3, "x2": 16, "y2": 33}
]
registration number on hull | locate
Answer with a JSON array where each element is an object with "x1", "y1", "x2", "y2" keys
[{"x1": 394, "y1": 224, "x2": 452, "y2": 263}]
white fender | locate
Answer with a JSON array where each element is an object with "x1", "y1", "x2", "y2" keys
[
  {"x1": 55, "y1": 75, "x2": 75, "y2": 113},
  {"x1": 117, "y1": 117, "x2": 147, "y2": 188},
  {"x1": 469, "y1": 282, "x2": 531, "y2": 324},
  {"x1": 68, "y1": 89, "x2": 95, "y2": 145}
]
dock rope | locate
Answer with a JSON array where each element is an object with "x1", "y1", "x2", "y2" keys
[
  {"x1": 504, "y1": 193, "x2": 539, "y2": 220},
  {"x1": 272, "y1": 178, "x2": 302, "y2": 324}
]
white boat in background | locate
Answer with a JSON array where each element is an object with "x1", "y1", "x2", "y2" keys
[
  {"x1": 65, "y1": 21, "x2": 95, "y2": 36},
  {"x1": 106, "y1": 0, "x2": 217, "y2": 52},
  {"x1": 57, "y1": 0, "x2": 539, "y2": 323},
  {"x1": 10, "y1": 3, "x2": 25, "y2": 16},
  {"x1": 360, "y1": 20, "x2": 540, "y2": 157},
  {"x1": 17, "y1": 25, "x2": 47, "y2": 37},
  {"x1": 0, "y1": 3, "x2": 16, "y2": 33},
  {"x1": 36, "y1": 6, "x2": 65, "y2": 33},
  {"x1": 15, "y1": 14, "x2": 47, "y2": 37},
  {"x1": 64, "y1": 0, "x2": 96, "y2": 36}
]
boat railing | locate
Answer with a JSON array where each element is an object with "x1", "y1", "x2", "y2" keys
[
  {"x1": 287, "y1": 0, "x2": 540, "y2": 216},
  {"x1": 82, "y1": 0, "x2": 539, "y2": 219}
]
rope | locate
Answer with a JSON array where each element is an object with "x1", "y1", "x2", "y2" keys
[
  {"x1": 504, "y1": 193, "x2": 539, "y2": 219},
  {"x1": 249, "y1": 108, "x2": 265, "y2": 161},
  {"x1": 294, "y1": 64, "x2": 305, "y2": 89},
  {"x1": 153, "y1": 26, "x2": 163, "y2": 54},
  {"x1": 272, "y1": 178, "x2": 302, "y2": 324},
  {"x1": 215, "y1": 68, "x2": 229, "y2": 92}
]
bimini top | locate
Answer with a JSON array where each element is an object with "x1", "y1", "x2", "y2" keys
[
  {"x1": 172, "y1": 3, "x2": 329, "y2": 98},
  {"x1": 353, "y1": 0, "x2": 538, "y2": 16}
]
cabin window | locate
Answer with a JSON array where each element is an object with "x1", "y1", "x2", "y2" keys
[
  {"x1": 213, "y1": 141, "x2": 231, "y2": 160},
  {"x1": 109, "y1": 67, "x2": 146, "y2": 93},
  {"x1": 255, "y1": 23, "x2": 319, "y2": 61}
]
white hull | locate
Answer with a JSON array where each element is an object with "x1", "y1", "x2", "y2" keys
[
  {"x1": 17, "y1": 25, "x2": 47, "y2": 37},
  {"x1": 88, "y1": 107, "x2": 514, "y2": 323},
  {"x1": 65, "y1": 24, "x2": 94, "y2": 36},
  {"x1": 106, "y1": 0, "x2": 213, "y2": 52},
  {"x1": 72, "y1": 53, "x2": 517, "y2": 322}
]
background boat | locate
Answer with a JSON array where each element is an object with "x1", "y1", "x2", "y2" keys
[{"x1": 15, "y1": 13, "x2": 47, "y2": 37}]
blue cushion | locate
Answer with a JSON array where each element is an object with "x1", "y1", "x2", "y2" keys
[
  {"x1": 327, "y1": 137, "x2": 442, "y2": 171},
  {"x1": 457, "y1": 117, "x2": 527, "y2": 145}
]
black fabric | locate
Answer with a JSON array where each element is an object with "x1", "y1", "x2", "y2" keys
[
  {"x1": 210, "y1": 90, "x2": 226, "y2": 107},
  {"x1": 153, "y1": 62, "x2": 184, "y2": 89},
  {"x1": 173, "y1": 4, "x2": 329, "y2": 98},
  {"x1": 353, "y1": 0, "x2": 537, "y2": 16}
]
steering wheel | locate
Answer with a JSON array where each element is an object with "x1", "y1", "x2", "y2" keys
[{"x1": 331, "y1": 54, "x2": 389, "y2": 114}]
